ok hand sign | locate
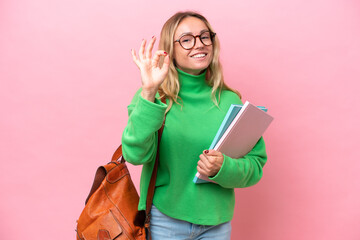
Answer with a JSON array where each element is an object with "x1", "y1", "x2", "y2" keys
[{"x1": 131, "y1": 37, "x2": 170, "y2": 102}]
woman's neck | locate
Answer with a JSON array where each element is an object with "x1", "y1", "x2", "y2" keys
[{"x1": 177, "y1": 68, "x2": 209, "y2": 94}]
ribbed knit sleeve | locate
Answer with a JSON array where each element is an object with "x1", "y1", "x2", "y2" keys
[
  {"x1": 121, "y1": 90, "x2": 167, "y2": 165},
  {"x1": 209, "y1": 137, "x2": 267, "y2": 188}
]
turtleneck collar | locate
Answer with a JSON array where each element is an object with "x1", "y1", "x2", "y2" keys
[{"x1": 177, "y1": 68, "x2": 209, "y2": 93}]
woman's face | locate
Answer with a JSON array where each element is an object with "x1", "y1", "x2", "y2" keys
[{"x1": 173, "y1": 17, "x2": 213, "y2": 75}]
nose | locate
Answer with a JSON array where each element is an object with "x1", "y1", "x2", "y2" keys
[{"x1": 193, "y1": 36, "x2": 205, "y2": 49}]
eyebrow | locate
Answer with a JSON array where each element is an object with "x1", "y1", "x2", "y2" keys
[{"x1": 177, "y1": 29, "x2": 209, "y2": 38}]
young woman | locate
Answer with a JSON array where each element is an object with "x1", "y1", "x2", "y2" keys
[{"x1": 122, "y1": 11, "x2": 267, "y2": 240}]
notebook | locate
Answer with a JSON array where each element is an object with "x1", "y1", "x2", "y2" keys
[{"x1": 193, "y1": 101, "x2": 273, "y2": 184}]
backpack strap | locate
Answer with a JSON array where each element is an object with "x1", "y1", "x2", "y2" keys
[
  {"x1": 145, "y1": 100, "x2": 166, "y2": 219},
  {"x1": 112, "y1": 94, "x2": 167, "y2": 233},
  {"x1": 143, "y1": 95, "x2": 167, "y2": 239}
]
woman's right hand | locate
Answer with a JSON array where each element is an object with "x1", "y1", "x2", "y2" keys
[{"x1": 131, "y1": 37, "x2": 170, "y2": 102}]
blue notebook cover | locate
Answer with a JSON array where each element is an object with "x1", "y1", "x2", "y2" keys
[{"x1": 193, "y1": 104, "x2": 268, "y2": 184}]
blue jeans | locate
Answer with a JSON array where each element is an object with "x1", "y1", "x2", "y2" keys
[{"x1": 148, "y1": 205, "x2": 232, "y2": 240}]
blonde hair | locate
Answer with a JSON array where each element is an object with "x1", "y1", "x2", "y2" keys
[{"x1": 158, "y1": 11, "x2": 241, "y2": 111}]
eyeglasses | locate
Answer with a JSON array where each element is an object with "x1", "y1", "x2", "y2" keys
[{"x1": 174, "y1": 31, "x2": 216, "y2": 50}]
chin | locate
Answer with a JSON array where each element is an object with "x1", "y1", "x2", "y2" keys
[
  {"x1": 177, "y1": 60, "x2": 212, "y2": 75},
  {"x1": 192, "y1": 63, "x2": 211, "y2": 72}
]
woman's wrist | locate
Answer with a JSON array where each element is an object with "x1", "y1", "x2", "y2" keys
[{"x1": 141, "y1": 89, "x2": 157, "y2": 102}]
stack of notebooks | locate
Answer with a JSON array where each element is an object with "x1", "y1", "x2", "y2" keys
[{"x1": 193, "y1": 101, "x2": 274, "y2": 184}]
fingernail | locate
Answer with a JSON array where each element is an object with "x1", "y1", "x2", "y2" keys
[
  {"x1": 204, "y1": 150, "x2": 209, "y2": 154},
  {"x1": 152, "y1": 35, "x2": 155, "y2": 38},
  {"x1": 164, "y1": 51, "x2": 167, "y2": 55}
]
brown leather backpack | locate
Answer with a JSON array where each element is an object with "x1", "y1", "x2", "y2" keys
[{"x1": 76, "y1": 97, "x2": 166, "y2": 240}]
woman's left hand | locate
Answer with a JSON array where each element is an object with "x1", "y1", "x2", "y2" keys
[{"x1": 197, "y1": 150, "x2": 224, "y2": 177}]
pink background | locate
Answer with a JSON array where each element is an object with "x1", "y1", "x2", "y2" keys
[{"x1": 1, "y1": 0, "x2": 359, "y2": 239}]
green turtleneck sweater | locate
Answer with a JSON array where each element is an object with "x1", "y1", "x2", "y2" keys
[{"x1": 121, "y1": 68, "x2": 267, "y2": 225}]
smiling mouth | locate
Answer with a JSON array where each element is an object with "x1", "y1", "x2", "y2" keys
[{"x1": 190, "y1": 53, "x2": 207, "y2": 58}]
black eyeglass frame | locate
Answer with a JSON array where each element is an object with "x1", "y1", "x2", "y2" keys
[{"x1": 174, "y1": 31, "x2": 216, "y2": 50}]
